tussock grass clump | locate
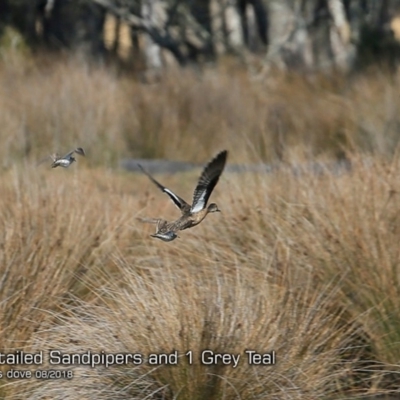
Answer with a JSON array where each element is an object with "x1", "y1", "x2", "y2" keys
[
  {"x1": 0, "y1": 165, "x2": 142, "y2": 396},
  {"x1": 217, "y1": 155, "x2": 400, "y2": 392},
  {"x1": 21, "y1": 261, "x2": 357, "y2": 400},
  {"x1": 270, "y1": 156, "x2": 400, "y2": 390}
]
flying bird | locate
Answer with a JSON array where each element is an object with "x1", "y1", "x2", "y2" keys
[
  {"x1": 138, "y1": 150, "x2": 228, "y2": 242},
  {"x1": 39, "y1": 147, "x2": 86, "y2": 168}
]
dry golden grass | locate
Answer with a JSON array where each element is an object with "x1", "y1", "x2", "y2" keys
[
  {"x1": 0, "y1": 52, "x2": 400, "y2": 398},
  {"x1": 1, "y1": 51, "x2": 400, "y2": 167},
  {"x1": 0, "y1": 157, "x2": 399, "y2": 399}
]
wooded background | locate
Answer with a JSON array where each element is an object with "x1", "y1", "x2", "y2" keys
[{"x1": 2, "y1": 0, "x2": 400, "y2": 73}]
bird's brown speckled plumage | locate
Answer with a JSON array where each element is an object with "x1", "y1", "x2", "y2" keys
[{"x1": 138, "y1": 150, "x2": 228, "y2": 241}]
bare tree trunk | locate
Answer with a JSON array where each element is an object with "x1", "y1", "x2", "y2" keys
[
  {"x1": 263, "y1": 0, "x2": 292, "y2": 70},
  {"x1": 238, "y1": 0, "x2": 268, "y2": 50},
  {"x1": 225, "y1": 0, "x2": 244, "y2": 50},
  {"x1": 327, "y1": 0, "x2": 355, "y2": 71},
  {"x1": 141, "y1": 0, "x2": 163, "y2": 69},
  {"x1": 211, "y1": 0, "x2": 244, "y2": 54},
  {"x1": 245, "y1": 3, "x2": 259, "y2": 50},
  {"x1": 261, "y1": 0, "x2": 358, "y2": 73},
  {"x1": 310, "y1": 0, "x2": 334, "y2": 71},
  {"x1": 263, "y1": 0, "x2": 312, "y2": 71},
  {"x1": 239, "y1": 0, "x2": 268, "y2": 51}
]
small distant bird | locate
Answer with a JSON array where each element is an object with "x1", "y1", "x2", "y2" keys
[
  {"x1": 39, "y1": 147, "x2": 86, "y2": 168},
  {"x1": 138, "y1": 150, "x2": 228, "y2": 242}
]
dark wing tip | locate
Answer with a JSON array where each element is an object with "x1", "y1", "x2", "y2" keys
[
  {"x1": 137, "y1": 164, "x2": 159, "y2": 184},
  {"x1": 216, "y1": 150, "x2": 228, "y2": 162},
  {"x1": 206, "y1": 150, "x2": 228, "y2": 174},
  {"x1": 204, "y1": 149, "x2": 228, "y2": 179},
  {"x1": 191, "y1": 150, "x2": 228, "y2": 211},
  {"x1": 75, "y1": 147, "x2": 85, "y2": 156}
]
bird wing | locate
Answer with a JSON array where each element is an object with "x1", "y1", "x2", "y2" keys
[
  {"x1": 60, "y1": 148, "x2": 84, "y2": 159},
  {"x1": 37, "y1": 153, "x2": 59, "y2": 166},
  {"x1": 74, "y1": 147, "x2": 85, "y2": 156},
  {"x1": 191, "y1": 150, "x2": 228, "y2": 213},
  {"x1": 62, "y1": 150, "x2": 75, "y2": 159},
  {"x1": 137, "y1": 217, "x2": 170, "y2": 231},
  {"x1": 138, "y1": 164, "x2": 191, "y2": 213},
  {"x1": 136, "y1": 217, "x2": 162, "y2": 225}
]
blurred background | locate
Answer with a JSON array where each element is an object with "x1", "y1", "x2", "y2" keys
[
  {"x1": 1, "y1": 0, "x2": 400, "y2": 167},
  {"x1": 2, "y1": 0, "x2": 400, "y2": 73}
]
